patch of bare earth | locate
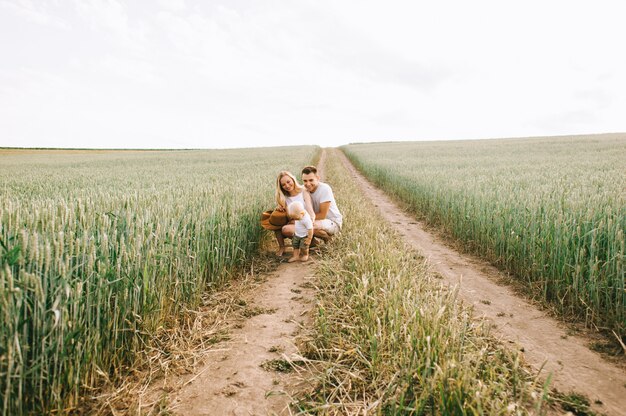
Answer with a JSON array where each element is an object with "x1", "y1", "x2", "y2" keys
[
  {"x1": 338, "y1": 149, "x2": 626, "y2": 416},
  {"x1": 167, "y1": 261, "x2": 316, "y2": 415}
]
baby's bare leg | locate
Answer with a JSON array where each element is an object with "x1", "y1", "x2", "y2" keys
[
  {"x1": 289, "y1": 248, "x2": 300, "y2": 263},
  {"x1": 300, "y1": 247, "x2": 309, "y2": 262}
]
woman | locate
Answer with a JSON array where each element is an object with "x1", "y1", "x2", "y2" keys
[{"x1": 274, "y1": 171, "x2": 315, "y2": 256}]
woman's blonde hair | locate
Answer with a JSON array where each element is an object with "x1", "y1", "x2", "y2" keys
[{"x1": 275, "y1": 171, "x2": 303, "y2": 208}]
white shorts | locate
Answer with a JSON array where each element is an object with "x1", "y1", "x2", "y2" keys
[{"x1": 317, "y1": 219, "x2": 341, "y2": 236}]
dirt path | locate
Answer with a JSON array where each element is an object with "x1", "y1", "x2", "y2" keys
[
  {"x1": 159, "y1": 154, "x2": 329, "y2": 415},
  {"x1": 338, "y1": 149, "x2": 626, "y2": 416},
  {"x1": 168, "y1": 263, "x2": 315, "y2": 415}
]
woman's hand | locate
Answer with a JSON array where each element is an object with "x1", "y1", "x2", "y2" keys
[{"x1": 276, "y1": 206, "x2": 286, "y2": 212}]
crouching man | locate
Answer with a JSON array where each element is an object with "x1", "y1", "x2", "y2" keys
[{"x1": 301, "y1": 165, "x2": 342, "y2": 241}]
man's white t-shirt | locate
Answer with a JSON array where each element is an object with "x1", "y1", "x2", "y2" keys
[
  {"x1": 295, "y1": 212, "x2": 313, "y2": 238},
  {"x1": 309, "y1": 182, "x2": 342, "y2": 227}
]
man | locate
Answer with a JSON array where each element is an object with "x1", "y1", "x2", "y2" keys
[{"x1": 300, "y1": 165, "x2": 342, "y2": 241}]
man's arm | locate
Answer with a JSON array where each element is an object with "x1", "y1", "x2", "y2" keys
[{"x1": 316, "y1": 201, "x2": 330, "y2": 220}]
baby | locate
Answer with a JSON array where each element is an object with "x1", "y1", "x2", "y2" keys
[{"x1": 287, "y1": 201, "x2": 313, "y2": 262}]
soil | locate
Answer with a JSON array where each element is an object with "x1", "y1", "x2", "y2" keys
[
  {"x1": 167, "y1": 261, "x2": 316, "y2": 415},
  {"x1": 337, "y1": 148, "x2": 626, "y2": 416}
]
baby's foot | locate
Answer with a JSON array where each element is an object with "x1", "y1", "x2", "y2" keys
[
  {"x1": 300, "y1": 255, "x2": 309, "y2": 262},
  {"x1": 288, "y1": 257, "x2": 298, "y2": 263}
]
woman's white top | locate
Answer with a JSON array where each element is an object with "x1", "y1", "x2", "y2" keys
[{"x1": 285, "y1": 191, "x2": 305, "y2": 207}]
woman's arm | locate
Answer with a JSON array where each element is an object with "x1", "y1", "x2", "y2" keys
[{"x1": 303, "y1": 191, "x2": 316, "y2": 221}]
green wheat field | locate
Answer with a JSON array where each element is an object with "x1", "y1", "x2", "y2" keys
[
  {"x1": 0, "y1": 147, "x2": 318, "y2": 414},
  {"x1": 1, "y1": 134, "x2": 624, "y2": 414},
  {"x1": 343, "y1": 134, "x2": 625, "y2": 336}
]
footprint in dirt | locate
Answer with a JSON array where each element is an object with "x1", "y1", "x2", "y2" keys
[{"x1": 221, "y1": 380, "x2": 246, "y2": 397}]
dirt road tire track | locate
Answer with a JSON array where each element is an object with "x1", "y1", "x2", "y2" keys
[{"x1": 337, "y1": 148, "x2": 626, "y2": 416}]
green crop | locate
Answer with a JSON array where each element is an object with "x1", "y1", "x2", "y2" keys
[
  {"x1": 342, "y1": 134, "x2": 625, "y2": 336},
  {"x1": 0, "y1": 146, "x2": 318, "y2": 415}
]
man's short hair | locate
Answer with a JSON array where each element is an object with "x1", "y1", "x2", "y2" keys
[{"x1": 302, "y1": 165, "x2": 317, "y2": 175}]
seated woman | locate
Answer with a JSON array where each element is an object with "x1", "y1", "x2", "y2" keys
[{"x1": 274, "y1": 171, "x2": 315, "y2": 256}]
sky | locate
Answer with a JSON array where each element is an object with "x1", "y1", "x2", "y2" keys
[{"x1": 1, "y1": 0, "x2": 625, "y2": 149}]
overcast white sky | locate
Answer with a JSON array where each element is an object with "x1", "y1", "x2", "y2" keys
[{"x1": 1, "y1": 0, "x2": 625, "y2": 149}]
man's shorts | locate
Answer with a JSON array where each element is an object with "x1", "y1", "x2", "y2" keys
[
  {"x1": 318, "y1": 219, "x2": 341, "y2": 236},
  {"x1": 292, "y1": 235, "x2": 310, "y2": 249}
]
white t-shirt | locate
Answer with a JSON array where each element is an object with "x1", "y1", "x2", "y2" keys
[
  {"x1": 285, "y1": 192, "x2": 305, "y2": 207},
  {"x1": 309, "y1": 182, "x2": 342, "y2": 227},
  {"x1": 295, "y1": 212, "x2": 313, "y2": 238}
]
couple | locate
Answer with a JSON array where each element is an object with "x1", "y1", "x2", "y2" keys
[{"x1": 274, "y1": 165, "x2": 342, "y2": 256}]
